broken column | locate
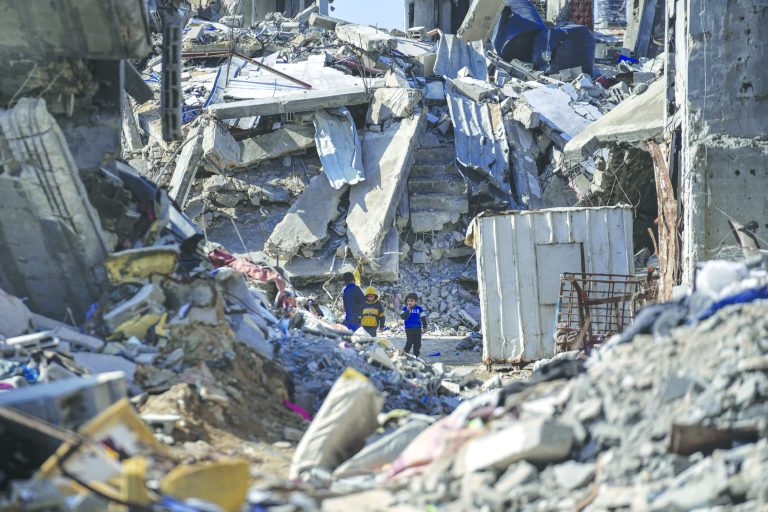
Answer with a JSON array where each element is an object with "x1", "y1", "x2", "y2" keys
[
  {"x1": 676, "y1": 0, "x2": 768, "y2": 284},
  {"x1": 346, "y1": 112, "x2": 426, "y2": 263}
]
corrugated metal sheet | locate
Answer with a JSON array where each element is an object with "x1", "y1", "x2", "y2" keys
[
  {"x1": 471, "y1": 206, "x2": 634, "y2": 364},
  {"x1": 313, "y1": 107, "x2": 364, "y2": 189},
  {"x1": 434, "y1": 34, "x2": 488, "y2": 81},
  {"x1": 446, "y1": 91, "x2": 512, "y2": 196}
]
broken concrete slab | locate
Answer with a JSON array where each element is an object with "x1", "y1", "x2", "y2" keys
[
  {"x1": 203, "y1": 121, "x2": 315, "y2": 173},
  {"x1": 563, "y1": 79, "x2": 664, "y2": 161},
  {"x1": 309, "y1": 12, "x2": 349, "y2": 30},
  {"x1": 347, "y1": 112, "x2": 426, "y2": 263},
  {"x1": 168, "y1": 124, "x2": 204, "y2": 206},
  {"x1": 457, "y1": 0, "x2": 506, "y2": 42},
  {"x1": 314, "y1": 108, "x2": 364, "y2": 188},
  {"x1": 464, "y1": 418, "x2": 574, "y2": 472},
  {"x1": 335, "y1": 24, "x2": 397, "y2": 53},
  {"x1": 522, "y1": 86, "x2": 602, "y2": 142},
  {"x1": 208, "y1": 87, "x2": 371, "y2": 120},
  {"x1": 368, "y1": 88, "x2": 424, "y2": 124},
  {"x1": 264, "y1": 174, "x2": 348, "y2": 262}
]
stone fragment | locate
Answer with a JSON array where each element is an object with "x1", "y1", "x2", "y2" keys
[
  {"x1": 368, "y1": 88, "x2": 423, "y2": 124},
  {"x1": 553, "y1": 461, "x2": 596, "y2": 490},
  {"x1": 464, "y1": 418, "x2": 574, "y2": 472}
]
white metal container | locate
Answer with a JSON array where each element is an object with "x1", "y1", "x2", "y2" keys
[{"x1": 470, "y1": 206, "x2": 634, "y2": 364}]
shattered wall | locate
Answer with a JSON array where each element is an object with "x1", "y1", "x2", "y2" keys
[
  {"x1": 676, "y1": 0, "x2": 768, "y2": 283},
  {"x1": 0, "y1": 100, "x2": 110, "y2": 321}
]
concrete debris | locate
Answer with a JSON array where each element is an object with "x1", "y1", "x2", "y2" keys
[
  {"x1": 265, "y1": 174, "x2": 348, "y2": 262},
  {"x1": 336, "y1": 24, "x2": 398, "y2": 53},
  {"x1": 368, "y1": 88, "x2": 424, "y2": 124},
  {"x1": 6, "y1": 1, "x2": 768, "y2": 511},
  {"x1": 347, "y1": 112, "x2": 426, "y2": 263},
  {"x1": 564, "y1": 78, "x2": 665, "y2": 161}
]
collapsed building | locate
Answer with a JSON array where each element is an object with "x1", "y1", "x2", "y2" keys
[{"x1": 1, "y1": 0, "x2": 768, "y2": 510}]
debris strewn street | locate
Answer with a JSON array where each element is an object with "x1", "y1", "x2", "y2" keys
[{"x1": 1, "y1": 0, "x2": 767, "y2": 510}]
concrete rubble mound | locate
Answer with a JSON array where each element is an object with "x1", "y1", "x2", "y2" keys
[{"x1": 2, "y1": 0, "x2": 767, "y2": 510}]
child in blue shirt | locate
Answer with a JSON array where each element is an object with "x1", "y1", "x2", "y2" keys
[{"x1": 400, "y1": 292, "x2": 427, "y2": 357}]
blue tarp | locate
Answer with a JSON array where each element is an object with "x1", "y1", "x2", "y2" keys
[
  {"x1": 493, "y1": 1, "x2": 546, "y2": 62},
  {"x1": 532, "y1": 24, "x2": 596, "y2": 75}
]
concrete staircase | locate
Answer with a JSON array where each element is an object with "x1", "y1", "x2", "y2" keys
[{"x1": 408, "y1": 146, "x2": 469, "y2": 233}]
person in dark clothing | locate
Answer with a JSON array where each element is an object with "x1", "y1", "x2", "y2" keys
[
  {"x1": 341, "y1": 272, "x2": 365, "y2": 332},
  {"x1": 400, "y1": 292, "x2": 427, "y2": 357}
]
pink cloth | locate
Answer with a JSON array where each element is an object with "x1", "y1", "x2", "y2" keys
[{"x1": 283, "y1": 400, "x2": 313, "y2": 422}]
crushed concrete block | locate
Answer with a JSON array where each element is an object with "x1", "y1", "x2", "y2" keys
[
  {"x1": 464, "y1": 418, "x2": 574, "y2": 472},
  {"x1": 495, "y1": 461, "x2": 539, "y2": 494},
  {"x1": 457, "y1": 0, "x2": 506, "y2": 42},
  {"x1": 203, "y1": 122, "x2": 315, "y2": 173},
  {"x1": 451, "y1": 76, "x2": 496, "y2": 102},
  {"x1": 511, "y1": 102, "x2": 540, "y2": 129},
  {"x1": 368, "y1": 88, "x2": 423, "y2": 124},
  {"x1": 347, "y1": 112, "x2": 426, "y2": 263},
  {"x1": 412, "y1": 251, "x2": 429, "y2": 264},
  {"x1": 384, "y1": 68, "x2": 410, "y2": 88},
  {"x1": 265, "y1": 174, "x2": 347, "y2": 262},
  {"x1": 633, "y1": 71, "x2": 656, "y2": 84},
  {"x1": 447, "y1": 367, "x2": 476, "y2": 387},
  {"x1": 553, "y1": 461, "x2": 596, "y2": 490},
  {"x1": 336, "y1": 24, "x2": 397, "y2": 53}
]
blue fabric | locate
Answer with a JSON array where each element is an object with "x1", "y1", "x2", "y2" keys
[
  {"x1": 695, "y1": 285, "x2": 768, "y2": 321},
  {"x1": 343, "y1": 283, "x2": 365, "y2": 324},
  {"x1": 493, "y1": 1, "x2": 546, "y2": 62},
  {"x1": 532, "y1": 24, "x2": 596, "y2": 75},
  {"x1": 402, "y1": 305, "x2": 425, "y2": 329}
]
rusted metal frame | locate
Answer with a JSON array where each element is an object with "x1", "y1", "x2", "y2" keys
[
  {"x1": 647, "y1": 140, "x2": 678, "y2": 301},
  {"x1": 181, "y1": 49, "x2": 313, "y2": 90}
]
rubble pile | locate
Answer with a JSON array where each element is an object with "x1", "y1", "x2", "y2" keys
[
  {"x1": 277, "y1": 333, "x2": 456, "y2": 416},
  {"x1": 246, "y1": 261, "x2": 768, "y2": 511}
]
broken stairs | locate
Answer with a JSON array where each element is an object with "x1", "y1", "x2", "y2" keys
[{"x1": 408, "y1": 146, "x2": 468, "y2": 233}]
